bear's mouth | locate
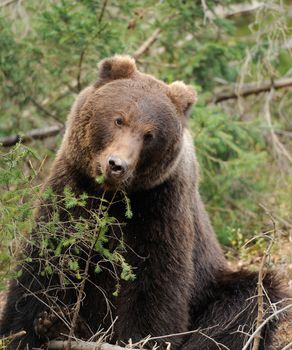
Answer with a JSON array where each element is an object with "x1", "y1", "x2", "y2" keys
[
  {"x1": 103, "y1": 173, "x2": 131, "y2": 190},
  {"x1": 95, "y1": 157, "x2": 133, "y2": 189},
  {"x1": 96, "y1": 164, "x2": 130, "y2": 189}
]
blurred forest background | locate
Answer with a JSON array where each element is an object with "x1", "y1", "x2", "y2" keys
[{"x1": 0, "y1": 0, "x2": 291, "y2": 309}]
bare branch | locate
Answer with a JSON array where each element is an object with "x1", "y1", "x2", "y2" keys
[
  {"x1": 242, "y1": 303, "x2": 292, "y2": 350},
  {"x1": 252, "y1": 222, "x2": 275, "y2": 350},
  {"x1": 77, "y1": 50, "x2": 86, "y2": 92},
  {"x1": 213, "y1": 77, "x2": 292, "y2": 103},
  {"x1": 201, "y1": 1, "x2": 265, "y2": 22},
  {"x1": 30, "y1": 97, "x2": 58, "y2": 119},
  {"x1": 1, "y1": 330, "x2": 26, "y2": 341},
  {"x1": 66, "y1": 241, "x2": 96, "y2": 349},
  {"x1": 133, "y1": 29, "x2": 161, "y2": 60},
  {"x1": 0, "y1": 0, "x2": 18, "y2": 8},
  {"x1": 214, "y1": 1, "x2": 265, "y2": 18},
  {"x1": 98, "y1": 0, "x2": 108, "y2": 23},
  {"x1": 263, "y1": 88, "x2": 292, "y2": 166},
  {"x1": 282, "y1": 341, "x2": 292, "y2": 350},
  {"x1": 0, "y1": 125, "x2": 64, "y2": 147},
  {"x1": 49, "y1": 340, "x2": 137, "y2": 350}
]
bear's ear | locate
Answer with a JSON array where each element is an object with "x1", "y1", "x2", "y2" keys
[
  {"x1": 168, "y1": 81, "x2": 197, "y2": 117},
  {"x1": 97, "y1": 55, "x2": 137, "y2": 84}
]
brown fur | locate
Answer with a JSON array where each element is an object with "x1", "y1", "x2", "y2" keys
[{"x1": 0, "y1": 56, "x2": 285, "y2": 350}]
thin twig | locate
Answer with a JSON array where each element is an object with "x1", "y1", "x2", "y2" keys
[
  {"x1": 77, "y1": 50, "x2": 86, "y2": 92},
  {"x1": 1, "y1": 330, "x2": 26, "y2": 341},
  {"x1": 30, "y1": 97, "x2": 58, "y2": 119},
  {"x1": 65, "y1": 245, "x2": 95, "y2": 349},
  {"x1": 282, "y1": 341, "x2": 292, "y2": 350},
  {"x1": 242, "y1": 303, "x2": 292, "y2": 350},
  {"x1": 130, "y1": 324, "x2": 219, "y2": 347},
  {"x1": 98, "y1": 0, "x2": 108, "y2": 23},
  {"x1": 251, "y1": 221, "x2": 275, "y2": 350}
]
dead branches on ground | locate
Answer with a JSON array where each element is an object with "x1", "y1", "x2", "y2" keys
[{"x1": 48, "y1": 340, "x2": 135, "y2": 350}]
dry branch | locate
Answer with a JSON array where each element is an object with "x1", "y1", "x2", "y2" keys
[
  {"x1": 282, "y1": 341, "x2": 292, "y2": 350},
  {"x1": 263, "y1": 88, "x2": 292, "y2": 166},
  {"x1": 98, "y1": 0, "x2": 108, "y2": 23},
  {"x1": 201, "y1": 1, "x2": 265, "y2": 22},
  {"x1": 0, "y1": 125, "x2": 64, "y2": 147},
  {"x1": 48, "y1": 340, "x2": 138, "y2": 350},
  {"x1": 213, "y1": 77, "x2": 292, "y2": 103},
  {"x1": 252, "y1": 226, "x2": 275, "y2": 350},
  {"x1": 242, "y1": 303, "x2": 292, "y2": 350},
  {"x1": 1, "y1": 330, "x2": 26, "y2": 341},
  {"x1": 133, "y1": 29, "x2": 161, "y2": 60},
  {"x1": 214, "y1": 1, "x2": 265, "y2": 18}
]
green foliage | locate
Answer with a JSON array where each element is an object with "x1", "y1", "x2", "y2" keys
[
  {"x1": 123, "y1": 192, "x2": 133, "y2": 219},
  {"x1": 190, "y1": 103, "x2": 268, "y2": 243},
  {"x1": 0, "y1": 145, "x2": 135, "y2": 292},
  {"x1": 35, "y1": 185, "x2": 135, "y2": 289},
  {"x1": 0, "y1": 144, "x2": 40, "y2": 289},
  {"x1": 63, "y1": 186, "x2": 88, "y2": 208}
]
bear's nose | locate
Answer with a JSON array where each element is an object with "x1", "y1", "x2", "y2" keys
[{"x1": 108, "y1": 156, "x2": 128, "y2": 176}]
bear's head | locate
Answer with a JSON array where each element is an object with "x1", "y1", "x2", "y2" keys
[{"x1": 61, "y1": 55, "x2": 197, "y2": 191}]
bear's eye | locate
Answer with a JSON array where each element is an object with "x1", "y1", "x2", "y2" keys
[
  {"x1": 144, "y1": 132, "x2": 154, "y2": 142},
  {"x1": 115, "y1": 117, "x2": 123, "y2": 127}
]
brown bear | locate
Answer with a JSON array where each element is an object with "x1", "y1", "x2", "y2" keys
[{"x1": 0, "y1": 56, "x2": 285, "y2": 350}]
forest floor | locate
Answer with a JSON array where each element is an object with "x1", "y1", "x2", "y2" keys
[{"x1": 0, "y1": 236, "x2": 291, "y2": 349}]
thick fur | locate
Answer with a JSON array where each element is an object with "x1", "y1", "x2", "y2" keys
[{"x1": 0, "y1": 56, "x2": 285, "y2": 350}]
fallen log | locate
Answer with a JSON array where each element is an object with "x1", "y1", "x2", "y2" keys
[
  {"x1": 0, "y1": 125, "x2": 64, "y2": 147},
  {"x1": 213, "y1": 77, "x2": 292, "y2": 103}
]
